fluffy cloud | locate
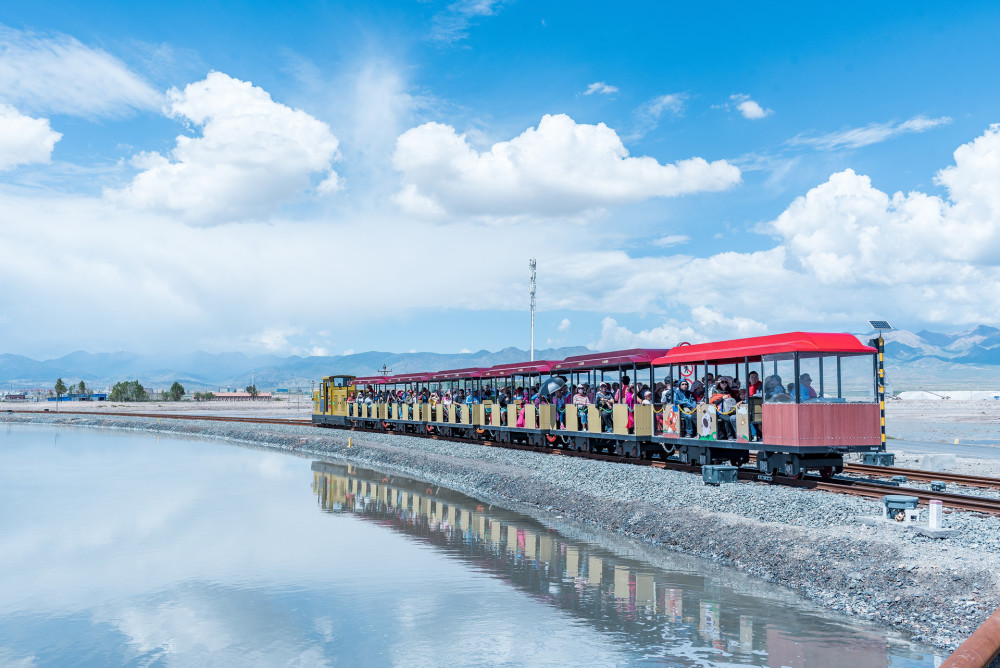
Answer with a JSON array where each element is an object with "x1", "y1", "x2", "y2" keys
[
  {"x1": 430, "y1": 0, "x2": 506, "y2": 43},
  {"x1": 583, "y1": 82, "x2": 618, "y2": 96},
  {"x1": 628, "y1": 93, "x2": 687, "y2": 139},
  {"x1": 392, "y1": 113, "x2": 740, "y2": 218},
  {"x1": 730, "y1": 94, "x2": 772, "y2": 120},
  {"x1": 0, "y1": 24, "x2": 160, "y2": 117},
  {"x1": 547, "y1": 126, "x2": 1000, "y2": 345},
  {"x1": 773, "y1": 124, "x2": 1000, "y2": 277},
  {"x1": 593, "y1": 309, "x2": 767, "y2": 349},
  {"x1": 653, "y1": 234, "x2": 689, "y2": 247},
  {"x1": 3, "y1": 123, "x2": 1000, "y2": 359},
  {"x1": 105, "y1": 72, "x2": 340, "y2": 224},
  {"x1": 789, "y1": 115, "x2": 951, "y2": 150},
  {"x1": 0, "y1": 104, "x2": 61, "y2": 169}
]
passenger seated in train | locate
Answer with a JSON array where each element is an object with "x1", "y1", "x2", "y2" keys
[
  {"x1": 796, "y1": 373, "x2": 818, "y2": 401},
  {"x1": 710, "y1": 377, "x2": 738, "y2": 440},
  {"x1": 573, "y1": 385, "x2": 590, "y2": 429},
  {"x1": 763, "y1": 375, "x2": 791, "y2": 402},
  {"x1": 615, "y1": 376, "x2": 630, "y2": 403},
  {"x1": 746, "y1": 371, "x2": 762, "y2": 397},
  {"x1": 690, "y1": 379, "x2": 705, "y2": 403},
  {"x1": 595, "y1": 383, "x2": 614, "y2": 432},
  {"x1": 656, "y1": 381, "x2": 673, "y2": 405},
  {"x1": 673, "y1": 380, "x2": 697, "y2": 437},
  {"x1": 499, "y1": 390, "x2": 509, "y2": 425}
]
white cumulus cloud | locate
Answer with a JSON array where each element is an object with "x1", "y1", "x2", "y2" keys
[
  {"x1": 653, "y1": 234, "x2": 689, "y2": 247},
  {"x1": 583, "y1": 82, "x2": 618, "y2": 95},
  {"x1": 557, "y1": 318, "x2": 571, "y2": 331},
  {"x1": 789, "y1": 115, "x2": 951, "y2": 150},
  {"x1": 392, "y1": 113, "x2": 740, "y2": 218},
  {"x1": 0, "y1": 104, "x2": 61, "y2": 169},
  {"x1": 0, "y1": 24, "x2": 161, "y2": 117},
  {"x1": 730, "y1": 94, "x2": 772, "y2": 120},
  {"x1": 105, "y1": 72, "x2": 340, "y2": 224}
]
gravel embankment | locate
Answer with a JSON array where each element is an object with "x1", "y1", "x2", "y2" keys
[{"x1": 4, "y1": 411, "x2": 998, "y2": 652}]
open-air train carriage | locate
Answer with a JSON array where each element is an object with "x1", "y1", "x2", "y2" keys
[
  {"x1": 650, "y1": 332, "x2": 881, "y2": 477},
  {"x1": 312, "y1": 330, "x2": 884, "y2": 478},
  {"x1": 478, "y1": 360, "x2": 554, "y2": 440},
  {"x1": 548, "y1": 348, "x2": 669, "y2": 456}
]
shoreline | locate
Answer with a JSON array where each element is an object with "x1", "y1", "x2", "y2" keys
[{"x1": 4, "y1": 411, "x2": 997, "y2": 653}]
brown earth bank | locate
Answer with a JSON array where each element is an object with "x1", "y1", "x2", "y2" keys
[{"x1": 2, "y1": 411, "x2": 998, "y2": 653}]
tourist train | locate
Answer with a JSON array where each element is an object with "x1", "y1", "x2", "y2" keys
[{"x1": 312, "y1": 332, "x2": 886, "y2": 478}]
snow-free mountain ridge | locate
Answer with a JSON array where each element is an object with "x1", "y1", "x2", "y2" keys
[{"x1": 2, "y1": 326, "x2": 998, "y2": 392}]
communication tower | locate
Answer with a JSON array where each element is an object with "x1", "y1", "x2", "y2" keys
[{"x1": 529, "y1": 258, "x2": 536, "y2": 362}]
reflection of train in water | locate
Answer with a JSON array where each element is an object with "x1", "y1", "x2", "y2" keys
[
  {"x1": 313, "y1": 332, "x2": 887, "y2": 478},
  {"x1": 311, "y1": 461, "x2": 918, "y2": 666}
]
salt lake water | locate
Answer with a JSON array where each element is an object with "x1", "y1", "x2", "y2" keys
[{"x1": 0, "y1": 424, "x2": 945, "y2": 666}]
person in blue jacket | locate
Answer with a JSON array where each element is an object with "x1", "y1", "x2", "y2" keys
[{"x1": 673, "y1": 380, "x2": 697, "y2": 437}]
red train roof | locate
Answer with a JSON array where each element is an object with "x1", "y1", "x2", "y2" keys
[
  {"x1": 653, "y1": 332, "x2": 875, "y2": 366},
  {"x1": 480, "y1": 360, "x2": 554, "y2": 378},
  {"x1": 352, "y1": 376, "x2": 391, "y2": 385},
  {"x1": 551, "y1": 349, "x2": 671, "y2": 372},
  {"x1": 428, "y1": 367, "x2": 487, "y2": 381},
  {"x1": 386, "y1": 372, "x2": 430, "y2": 384}
]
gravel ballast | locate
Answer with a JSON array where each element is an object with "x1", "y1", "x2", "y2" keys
[{"x1": 4, "y1": 411, "x2": 998, "y2": 653}]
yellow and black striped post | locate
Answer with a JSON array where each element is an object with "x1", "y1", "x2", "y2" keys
[{"x1": 877, "y1": 335, "x2": 886, "y2": 448}]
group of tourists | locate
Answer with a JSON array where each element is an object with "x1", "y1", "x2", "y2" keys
[{"x1": 346, "y1": 368, "x2": 817, "y2": 440}]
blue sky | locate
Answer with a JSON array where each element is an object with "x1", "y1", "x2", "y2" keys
[{"x1": 1, "y1": 1, "x2": 999, "y2": 358}]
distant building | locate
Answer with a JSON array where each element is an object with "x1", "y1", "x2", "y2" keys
[
  {"x1": 2, "y1": 393, "x2": 27, "y2": 402},
  {"x1": 47, "y1": 393, "x2": 107, "y2": 402},
  {"x1": 211, "y1": 391, "x2": 273, "y2": 401}
]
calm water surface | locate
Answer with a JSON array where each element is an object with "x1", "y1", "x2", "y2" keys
[{"x1": 0, "y1": 424, "x2": 944, "y2": 666}]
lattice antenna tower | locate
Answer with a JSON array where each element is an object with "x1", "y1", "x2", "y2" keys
[{"x1": 529, "y1": 258, "x2": 537, "y2": 362}]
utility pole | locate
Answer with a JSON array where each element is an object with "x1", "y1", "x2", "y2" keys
[{"x1": 529, "y1": 258, "x2": 536, "y2": 362}]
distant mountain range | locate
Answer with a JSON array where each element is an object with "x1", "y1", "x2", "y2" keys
[
  {"x1": 1, "y1": 325, "x2": 997, "y2": 393},
  {"x1": 881, "y1": 325, "x2": 1000, "y2": 365},
  {"x1": 0, "y1": 346, "x2": 591, "y2": 392},
  {"x1": 873, "y1": 325, "x2": 1000, "y2": 391}
]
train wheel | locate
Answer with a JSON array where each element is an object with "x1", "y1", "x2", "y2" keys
[
  {"x1": 545, "y1": 434, "x2": 558, "y2": 446},
  {"x1": 425, "y1": 425, "x2": 435, "y2": 435},
  {"x1": 819, "y1": 466, "x2": 835, "y2": 479}
]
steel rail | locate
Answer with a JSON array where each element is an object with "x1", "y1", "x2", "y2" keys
[
  {"x1": 843, "y1": 462, "x2": 1000, "y2": 490},
  {"x1": 6, "y1": 409, "x2": 312, "y2": 426}
]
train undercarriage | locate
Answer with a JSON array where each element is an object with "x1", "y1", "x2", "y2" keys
[{"x1": 313, "y1": 414, "x2": 860, "y2": 479}]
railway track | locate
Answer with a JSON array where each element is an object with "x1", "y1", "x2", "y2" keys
[
  {"x1": 11, "y1": 409, "x2": 1000, "y2": 515},
  {"x1": 8, "y1": 409, "x2": 313, "y2": 426},
  {"x1": 843, "y1": 462, "x2": 1000, "y2": 490}
]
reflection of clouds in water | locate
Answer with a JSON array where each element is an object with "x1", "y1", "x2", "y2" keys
[
  {"x1": 0, "y1": 428, "x2": 442, "y2": 614},
  {"x1": 388, "y1": 595, "x2": 627, "y2": 667},
  {"x1": 251, "y1": 452, "x2": 293, "y2": 479},
  {"x1": 0, "y1": 426, "x2": 632, "y2": 667},
  {"x1": 97, "y1": 586, "x2": 332, "y2": 666},
  {"x1": 0, "y1": 646, "x2": 37, "y2": 667}
]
